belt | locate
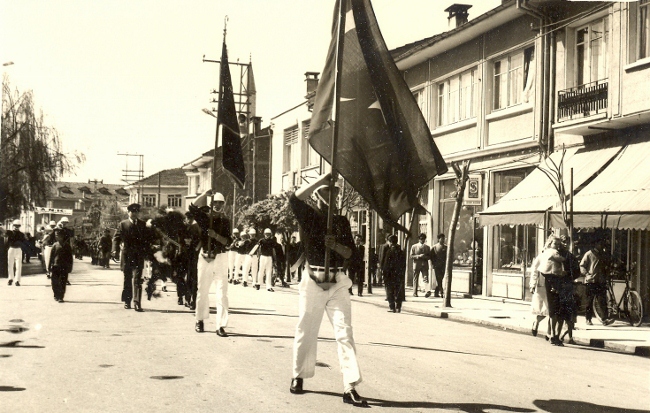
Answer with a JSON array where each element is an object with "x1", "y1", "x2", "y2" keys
[{"x1": 309, "y1": 265, "x2": 344, "y2": 273}]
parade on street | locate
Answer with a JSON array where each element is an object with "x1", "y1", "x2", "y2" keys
[{"x1": 3, "y1": 1, "x2": 650, "y2": 411}]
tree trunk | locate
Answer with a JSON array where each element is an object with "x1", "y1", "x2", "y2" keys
[{"x1": 444, "y1": 161, "x2": 471, "y2": 308}]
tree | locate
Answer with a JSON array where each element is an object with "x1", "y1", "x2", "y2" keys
[
  {"x1": 1, "y1": 77, "x2": 84, "y2": 220},
  {"x1": 236, "y1": 191, "x2": 299, "y2": 242},
  {"x1": 443, "y1": 160, "x2": 471, "y2": 308}
]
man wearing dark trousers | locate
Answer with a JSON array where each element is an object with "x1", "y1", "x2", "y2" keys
[
  {"x1": 348, "y1": 234, "x2": 365, "y2": 296},
  {"x1": 112, "y1": 203, "x2": 153, "y2": 312},
  {"x1": 580, "y1": 239, "x2": 613, "y2": 326},
  {"x1": 431, "y1": 234, "x2": 447, "y2": 298}
]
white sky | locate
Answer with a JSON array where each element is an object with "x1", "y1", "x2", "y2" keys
[{"x1": 1, "y1": 0, "x2": 500, "y2": 186}]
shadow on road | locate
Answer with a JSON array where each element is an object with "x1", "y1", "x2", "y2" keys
[
  {"x1": 534, "y1": 399, "x2": 650, "y2": 413},
  {"x1": 303, "y1": 390, "x2": 534, "y2": 412},
  {"x1": 63, "y1": 300, "x2": 123, "y2": 305},
  {"x1": 0, "y1": 340, "x2": 44, "y2": 349},
  {"x1": 0, "y1": 386, "x2": 26, "y2": 392}
]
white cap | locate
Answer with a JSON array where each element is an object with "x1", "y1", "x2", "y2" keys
[
  {"x1": 264, "y1": 228, "x2": 272, "y2": 234},
  {"x1": 60, "y1": 217, "x2": 69, "y2": 223},
  {"x1": 12, "y1": 219, "x2": 21, "y2": 226},
  {"x1": 212, "y1": 192, "x2": 225, "y2": 203},
  {"x1": 232, "y1": 228, "x2": 240, "y2": 234},
  {"x1": 248, "y1": 228, "x2": 256, "y2": 235}
]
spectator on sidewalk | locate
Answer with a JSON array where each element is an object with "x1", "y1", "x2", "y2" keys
[
  {"x1": 99, "y1": 229, "x2": 112, "y2": 269},
  {"x1": 529, "y1": 247, "x2": 550, "y2": 340},
  {"x1": 0, "y1": 225, "x2": 7, "y2": 279},
  {"x1": 410, "y1": 233, "x2": 431, "y2": 297},
  {"x1": 383, "y1": 234, "x2": 405, "y2": 313},
  {"x1": 580, "y1": 239, "x2": 614, "y2": 327},
  {"x1": 49, "y1": 228, "x2": 73, "y2": 302},
  {"x1": 537, "y1": 235, "x2": 566, "y2": 346},
  {"x1": 558, "y1": 236, "x2": 581, "y2": 344},
  {"x1": 431, "y1": 234, "x2": 447, "y2": 298}
]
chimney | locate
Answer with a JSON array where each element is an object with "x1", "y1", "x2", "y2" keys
[
  {"x1": 305, "y1": 72, "x2": 320, "y2": 111},
  {"x1": 444, "y1": 4, "x2": 472, "y2": 29},
  {"x1": 252, "y1": 116, "x2": 262, "y2": 134}
]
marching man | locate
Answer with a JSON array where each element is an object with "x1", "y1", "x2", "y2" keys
[{"x1": 189, "y1": 189, "x2": 232, "y2": 337}]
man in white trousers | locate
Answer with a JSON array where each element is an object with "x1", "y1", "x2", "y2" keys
[
  {"x1": 288, "y1": 173, "x2": 367, "y2": 407},
  {"x1": 7, "y1": 220, "x2": 26, "y2": 286},
  {"x1": 227, "y1": 228, "x2": 240, "y2": 282},
  {"x1": 256, "y1": 228, "x2": 279, "y2": 292},
  {"x1": 189, "y1": 189, "x2": 232, "y2": 338},
  {"x1": 241, "y1": 228, "x2": 258, "y2": 287}
]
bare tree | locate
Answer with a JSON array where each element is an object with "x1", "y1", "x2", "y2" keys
[
  {"x1": 1, "y1": 78, "x2": 84, "y2": 220},
  {"x1": 443, "y1": 160, "x2": 471, "y2": 308}
]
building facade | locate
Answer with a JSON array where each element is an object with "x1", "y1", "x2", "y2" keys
[{"x1": 123, "y1": 168, "x2": 188, "y2": 216}]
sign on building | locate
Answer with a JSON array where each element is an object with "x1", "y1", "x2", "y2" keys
[
  {"x1": 463, "y1": 175, "x2": 482, "y2": 206},
  {"x1": 34, "y1": 206, "x2": 73, "y2": 215}
]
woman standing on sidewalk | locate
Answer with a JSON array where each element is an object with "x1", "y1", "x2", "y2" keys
[{"x1": 529, "y1": 247, "x2": 550, "y2": 340}]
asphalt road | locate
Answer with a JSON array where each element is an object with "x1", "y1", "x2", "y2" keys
[{"x1": 1, "y1": 261, "x2": 649, "y2": 413}]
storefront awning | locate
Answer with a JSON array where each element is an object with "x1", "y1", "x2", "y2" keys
[
  {"x1": 477, "y1": 145, "x2": 623, "y2": 227},
  {"x1": 549, "y1": 140, "x2": 650, "y2": 230}
]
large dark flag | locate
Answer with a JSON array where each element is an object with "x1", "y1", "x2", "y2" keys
[
  {"x1": 309, "y1": 0, "x2": 448, "y2": 231},
  {"x1": 218, "y1": 41, "x2": 245, "y2": 189}
]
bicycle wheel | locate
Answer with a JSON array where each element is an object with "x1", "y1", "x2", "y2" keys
[
  {"x1": 626, "y1": 290, "x2": 643, "y2": 327},
  {"x1": 592, "y1": 291, "x2": 611, "y2": 323}
]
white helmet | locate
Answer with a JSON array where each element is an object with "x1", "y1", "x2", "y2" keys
[
  {"x1": 248, "y1": 228, "x2": 257, "y2": 235},
  {"x1": 212, "y1": 192, "x2": 225, "y2": 203},
  {"x1": 264, "y1": 228, "x2": 272, "y2": 234},
  {"x1": 49, "y1": 220, "x2": 57, "y2": 226},
  {"x1": 232, "y1": 228, "x2": 240, "y2": 234},
  {"x1": 60, "y1": 217, "x2": 69, "y2": 223},
  {"x1": 12, "y1": 219, "x2": 21, "y2": 226}
]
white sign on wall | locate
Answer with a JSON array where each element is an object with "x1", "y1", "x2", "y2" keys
[
  {"x1": 34, "y1": 207, "x2": 73, "y2": 215},
  {"x1": 463, "y1": 174, "x2": 482, "y2": 206}
]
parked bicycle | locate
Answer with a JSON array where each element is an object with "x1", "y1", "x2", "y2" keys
[{"x1": 593, "y1": 263, "x2": 643, "y2": 327}]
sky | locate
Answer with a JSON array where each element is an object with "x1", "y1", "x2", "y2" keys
[{"x1": 1, "y1": 0, "x2": 501, "y2": 186}]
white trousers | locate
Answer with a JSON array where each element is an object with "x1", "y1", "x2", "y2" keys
[
  {"x1": 8, "y1": 247, "x2": 22, "y2": 282},
  {"x1": 292, "y1": 269, "x2": 362, "y2": 388},
  {"x1": 43, "y1": 245, "x2": 53, "y2": 273},
  {"x1": 195, "y1": 251, "x2": 229, "y2": 328},
  {"x1": 227, "y1": 250, "x2": 237, "y2": 279},
  {"x1": 257, "y1": 255, "x2": 273, "y2": 289},
  {"x1": 233, "y1": 253, "x2": 245, "y2": 281},
  {"x1": 242, "y1": 254, "x2": 258, "y2": 285}
]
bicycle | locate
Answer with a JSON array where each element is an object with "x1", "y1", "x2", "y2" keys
[{"x1": 593, "y1": 264, "x2": 643, "y2": 327}]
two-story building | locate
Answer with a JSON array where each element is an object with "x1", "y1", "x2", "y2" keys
[{"x1": 123, "y1": 168, "x2": 188, "y2": 216}]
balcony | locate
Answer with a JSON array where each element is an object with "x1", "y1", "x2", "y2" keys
[{"x1": 557, "y1": 79, "x2": 608, "y2": 122}]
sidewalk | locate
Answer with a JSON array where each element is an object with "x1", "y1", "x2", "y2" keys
[{"x1": 343, "y1": 284, "x2": 650, "y2": 358}]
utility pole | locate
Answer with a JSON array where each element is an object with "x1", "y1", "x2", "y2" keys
[{"x1": 117, "y1": 153, "x2": 144, "y2": 204}]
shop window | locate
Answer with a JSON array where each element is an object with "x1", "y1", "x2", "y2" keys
[
  {"x1": 492, "y1": 168, "x2": 536, "y2": 272},
  {"x1": 438, "y1": 179, "x2": 483, "y2": 269}
]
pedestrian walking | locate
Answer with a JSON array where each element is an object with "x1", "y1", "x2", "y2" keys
[
  {"x1": 537, "y1": 235, "x2": 567, "y2": 346},
  {"x1": 410, "y1": 233, "x2": 431, "y2": 297},
  {"x1": 431, "y1": 234, "x2": 447, "y2": 298},
  {"x1": 99, "y1": 229, "x2": 112, "y2": 269},
  {"x1": 42, "y1": 221, "x2": 57, "y2": 278},
  {"x1": 288, "y1": 173, "x2": 367, "y2": 407},
  {"x1": 112, "y1": 203, "x2": 155, "y2": 312},
  {"x1": 49, "y1": 228, "x2": 73, "y2": 302},
  {"x1": 558, "y1": 236, "x2": 580, "y2": 344},
  {"x1": 190, "y1": 189, "x2": 232, "y2": 338},
  {"x1": 382, "y1": 234, "x2": 405, "y2": 313},
  {"x1": 529, "y1": 249, "x2": 550, "y2": 340},
  {"x1": 7, "y1": 220, "x2": 26, "y2": 286}
]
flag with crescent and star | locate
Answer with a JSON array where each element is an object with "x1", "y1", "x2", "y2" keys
[{"x1": 308, "y1": 0, "x2": 448, "y2": 233}]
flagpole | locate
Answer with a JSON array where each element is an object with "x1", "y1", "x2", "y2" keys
[
  {"x1": 324, "y1": 0, "x2": 347, "y2": 275},
  {"x1": 207, "y1": 17, "x2": 229, "y2": 256}
]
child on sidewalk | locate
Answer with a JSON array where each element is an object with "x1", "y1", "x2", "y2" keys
[{"x1": 49, "y1": 229, "x2": 73, "y2": 302}]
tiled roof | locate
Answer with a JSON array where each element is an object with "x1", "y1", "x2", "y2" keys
[{"x1": 133, "y1": 168, "x2": 186, "y2": 187}]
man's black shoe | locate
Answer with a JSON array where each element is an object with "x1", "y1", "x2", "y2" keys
[
  {"x1": 178, "y1": 297, "x2": 184, "y2": 306},
  {"x1": 290, "y1": 378, "x2": 303, "y2": 394},
  {"x1": 134, "y1": 304, "x2": 144, "y2": 312},
  {"x1": 343, "y1": 389, "x2": 368, "y2": 407},
  {"x1": 146, "y1": 286, "x2": 153, "y2": 300},
  {"x1": 195, "y1": 321, "x2": 204, "y2": 333},
  {"x1": 216, "y1": 327, "x2": 228, "y2": 337},
  {"x1": 66, "y1": 280, "x2": 71, "y2": 285},
  {"x1": 388, "y1": 308, "x2": 396, "y2": 313},
  {"x1": 124, "y1": 303, "x2": 131, "y2": 309},
  {"x1": 424, "y1": 291, "x2": 431, "y2": 298},
  {"x1": 15, "y1": 281, "x2": 20, "y2": 286}
]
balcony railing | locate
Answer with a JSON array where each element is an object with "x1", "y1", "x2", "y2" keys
[{"x1": 557, "y1": 79, "x2": 608, "y2": 122}]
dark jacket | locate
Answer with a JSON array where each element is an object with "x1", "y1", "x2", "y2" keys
[
  {"x1": 49, "y1": 242, "x2": 73, "y2": 273},
  {"x1": 112, "y1": 218, "x2": 153, "y2": 268}
]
